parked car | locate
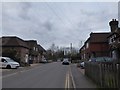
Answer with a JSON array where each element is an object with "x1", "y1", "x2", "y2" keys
[
  {"x1": 62, "y1": 58, "x2": 70, "y2": 65},
  {"x1": 57, "y1": 59, "x2": 61, "y2": 62},
  {"x1": 40, "y1": 59, "x2": 48, "y2": 63},
  {"x1": 89, "y1": 57, "x2": 113, "y2": 62},
  {"x1": 77, "y1": 61, "x2": 85, "y2": 69},
  {"x1": 0, "y1": 57, "x2": 20, "y2": 69}
]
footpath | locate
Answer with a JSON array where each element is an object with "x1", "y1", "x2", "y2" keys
[{"x1": 70, "y1": 64, "x2": 97, "y2": 88}]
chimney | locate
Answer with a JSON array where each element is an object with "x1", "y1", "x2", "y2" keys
[{"x1": 109, "y1": 19, "x2": 119, "y2": 32}]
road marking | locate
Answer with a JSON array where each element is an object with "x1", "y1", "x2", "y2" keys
[
  {"x1": 69, "y1": 65, "x2": 76, "y2": 89},
  {"x1": 65, "y1": 73, "x2": 67, "y2": 89},
  {"x1": 65, "y1": 71, "x2": 70, "y2": 90},
  {"x1": 68, "y1": 72, "x2": 70, "y2": 88}
]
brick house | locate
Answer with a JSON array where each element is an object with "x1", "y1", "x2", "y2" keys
[
  {"x1": 25, "y1": 40, "x2": 46, "y2": 64},
  {"x1": 108, "y1": 19, "x2": 120, "y2": 61},
  {"x1": 80, "y1": 33, "x2": 110, "y2": 61},
  {"x1": 1, "y1": 36, "x2": 29, "y2": 64},
  {"x1": 79, "y1": 45, "x2": 86, "y2": 60},
  {"x1": 37, "y1": 44, "x2": 46, "y2": 62},
  {"x1": 25, "y1": 40, "x2": 39, "y2": 64},
  {"x1": 1, "y1": 36, "x2": 46, "y2": 64}
]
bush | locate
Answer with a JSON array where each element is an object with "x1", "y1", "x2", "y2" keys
[{"x1": 20, "y1": 61, "x2": 30, "y2": 67}]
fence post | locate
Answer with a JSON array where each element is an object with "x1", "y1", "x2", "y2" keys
[
  {"x1": 116, "y1": 63, "x2": 119, "y2": 88},
  {"x1": 99, "y1": 63, "x2": 102, "y2": 87}
]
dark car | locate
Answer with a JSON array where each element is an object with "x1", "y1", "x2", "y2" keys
[{"x1": 62, "y1": 58, "x2": 69, "y2": 65}]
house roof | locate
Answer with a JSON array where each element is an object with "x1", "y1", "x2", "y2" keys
[
  {"x1": 1, "y1": 36, "x2": 29, "y2": 48},
  {"x1": 89, "y1": 33, "x2": 110, "y2": 43},
  {"x1": 79, "y1": 32, "x2": 110, "y2": 51},
  {"x1": 25, "y1": 40, "x2": 38, "y2": 49},
  {"x1": 25, "y1": 40, "x2": 46, "y2": 52},
  {"x1": 115, "y1": 28, "x2": 120, "y2": 33},
  {"x1": 37, "y1": 44, "x2": 46, "y2": 52},
  {"x1": 107, "y1": 28, "x2": 120, "y2": 38}
]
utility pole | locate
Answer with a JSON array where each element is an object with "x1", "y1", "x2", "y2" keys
[{"x1": 70, "y1": 43, "x2": 72, "y2": 63}]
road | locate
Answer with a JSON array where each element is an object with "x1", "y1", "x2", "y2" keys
[
  {"x1": 2, "y1": 62, "x2": 71, "y2": 88},
  {"x1": 1, "y1": 62, "x2": 97, "y2": 89}
]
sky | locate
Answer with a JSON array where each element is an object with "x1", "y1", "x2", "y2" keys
[{"x1": 1, "y1": 1, "x2": 119, "y2": 50}]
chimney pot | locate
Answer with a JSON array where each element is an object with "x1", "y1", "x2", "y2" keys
[{"x1": 109, "y1": 19, "x2": 118, "y2": 32}]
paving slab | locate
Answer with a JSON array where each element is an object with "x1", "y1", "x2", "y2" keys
[{"x1": 70, "y1": 64, "x2": 97, "y2": 88}]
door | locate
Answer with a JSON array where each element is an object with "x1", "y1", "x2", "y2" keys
[
  {"x1": 25, "y1": 54, "x2": 28, "y2": 63},
  {"x1": 1, "y1": 58, "x2": 7, "y2": 68}
]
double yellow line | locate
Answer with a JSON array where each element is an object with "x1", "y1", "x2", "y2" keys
[
  {"x1": 65, "y1": 71, "x2": 70, "y2": 90},
  {"x1": 65, "y1": 66, "x2": 76, "y2": 90}
]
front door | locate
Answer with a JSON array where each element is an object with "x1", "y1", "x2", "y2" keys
[{"x1": 25, "y1": 54, "x2": 28, "y2": 63}]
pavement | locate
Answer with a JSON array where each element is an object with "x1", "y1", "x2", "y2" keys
[
  {"x1": 30, "y1": 63, "x2": 40, "y2": 67},
  {"x1": 70, "y1": 64, "x2": 97, "y2": 88}
]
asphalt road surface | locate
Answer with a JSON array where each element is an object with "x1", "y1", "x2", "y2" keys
[{"x1": 2, "y1": 62, "x2": 70, "y2": 88}]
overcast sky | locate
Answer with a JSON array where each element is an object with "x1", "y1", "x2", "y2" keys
[{"x1": 2, "y1": 2, "x2": 118, "y2": 50}]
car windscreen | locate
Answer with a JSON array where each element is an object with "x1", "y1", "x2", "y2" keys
[{"x1": 6, "y1": 58, "x2": 15, "y2": 62}]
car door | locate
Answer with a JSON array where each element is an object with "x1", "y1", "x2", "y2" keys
[
  {"x1": 1, "y1": 58, "x2": 7, "y2": 68},
  {"x1": 0, "y1": 59, "x2": 2, "y2": 68}
]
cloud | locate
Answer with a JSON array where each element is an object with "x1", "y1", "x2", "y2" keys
[
  {"x1": 2, "y1": 2, "x2": 118, "y2": 49},
  {"x1": 18, "y1": 2, "x2": 32, "y2": 20}
]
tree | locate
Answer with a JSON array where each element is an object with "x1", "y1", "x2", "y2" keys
[{"x1": 2, "y1": 48, "x2": 20, "y2": 63}]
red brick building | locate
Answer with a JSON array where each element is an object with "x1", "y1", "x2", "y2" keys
[
  {"x1": 25, "y1": 40, "x2": 39, "y2": 64},
  {"x1": 80, "y1": 33, "x2": 110, "y2": 61},
  {"x1": 1, "y1": 36, "x2": 29, "y2": 64},
  {"x1": 1, "y1": 36, "x2": 46, "y2": 64},
  {"x1": 108, "y1": 19, "x2": 120, "y2": 61}
]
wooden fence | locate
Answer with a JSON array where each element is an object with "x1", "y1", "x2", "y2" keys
[{"x1": 85, "y1": 61, "x2": 120, "y2": 88}]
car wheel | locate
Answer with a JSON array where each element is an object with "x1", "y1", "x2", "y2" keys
[{"x1": 6, "y1": 65, "x2": 11, "y2": 69}]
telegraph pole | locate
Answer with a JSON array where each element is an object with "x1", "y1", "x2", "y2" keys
[{"x1": 70, "y1": 43, "x2": 72, "y2": 63}]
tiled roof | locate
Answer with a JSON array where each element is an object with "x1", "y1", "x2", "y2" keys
[
  {"x1": 90, "y1": 33, "x2": 110, "y2": 43},
  {"x1": 37, "y1": 44, "x2": 46, "y2": 52},
  {"x1": 25, "y1": 40, "x2": 37, "y2": 49},
  {"x1": 108, "y1": 28, "x2": 120, "y2": 38},
  {"x1": 1, "y1": 36, "x2": 29, "y2": 48}
]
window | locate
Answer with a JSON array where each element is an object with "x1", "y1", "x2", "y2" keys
[
  {"x1": 118, "y1": 38, "x2": 120, "y2": 43},
  {"x1": 114, "y1": 34, "x2": 116, "y2": 38},
  {"x1": 1, "y1": 59, "x2": 7, "y2": 62},
  {"x1": 36, "y1": 48, "x2": 38, "y2": 51},
  {"x1": 86, "y1": 43, "x2": 89, "y2": 48},
  {"x1": 109, "y1": 38, "x2": 112, "y2": 44},
  {"x1": 33, "y1": 47, "x2": 36, "y2": 51}
]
